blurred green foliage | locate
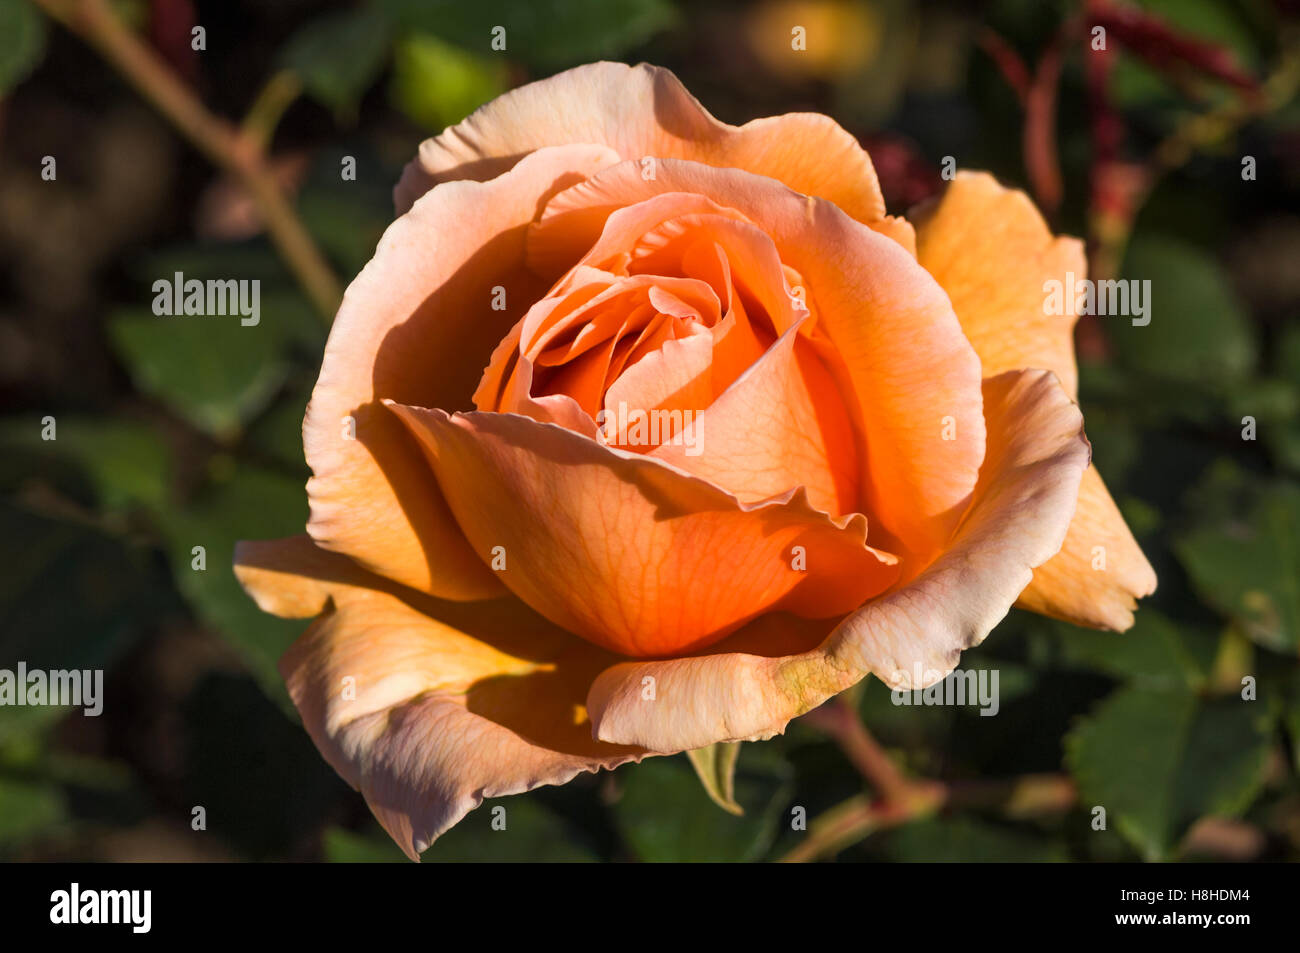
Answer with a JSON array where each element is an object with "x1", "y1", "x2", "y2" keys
[{"x1": 1, "y1": 0, "x2": 1298, "y2": 863}]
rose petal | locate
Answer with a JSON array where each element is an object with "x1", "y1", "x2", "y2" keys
[
  {"x1": 912, "y1": 170, "x2": 1084, "y2": 397},
  {"x1": 394, "y1": 61, "x2": 887, "y2": 228},
  {"x1": 587, "y1": 369, "x2": 1089, "y2": 751},
  {"x1": 1014, "y1": 466, "x2": 1158, "y2": 629},
  {"x1": 653, "y1": 318, "x2": 859, "y2": 516},
  {"x1": 913, "y1": 170, "x2": 1156, "y2": 627},
  {"x1": 529, "y1": 158, "x2": 986, "y2": 558},
  {"x1": 385, "y1": 405, "x2": 900, "y2": 658},
  {"x1": 233, "y1": 535, "x2": 643, "y2": 860},
  {"x1": 304, "y1": 144, "x2": 621, "y2": 599}
]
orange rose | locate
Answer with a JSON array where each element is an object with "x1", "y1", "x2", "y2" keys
[{"x1": 235, "y1": 62, "x2": 1154, "y2": 859}]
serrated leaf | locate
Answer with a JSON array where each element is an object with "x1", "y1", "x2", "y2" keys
[
  {"x1": 1066, "y1": 684, "x2": 1196, "y2": 860},
  {"x1": 686, "y1": 741, "x2": 743, "y2": 815},
  {"x1": 1172, "y1": 698, "x2": 1272, "y2": 830},
  {"x1": 1066, "y1": 683, "x2": 1273, "y2": 860},
  {"x1": 1175, "y1": 475, "x2": 1300, "y2": 653}
]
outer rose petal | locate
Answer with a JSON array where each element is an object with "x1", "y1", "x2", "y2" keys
[
  {"x1": 587, "y1": 370, "x2": 1090, "y2": 751},
  {"x1": 912, "y1": 171, "x2": 1156, "y2": 628},
  {"x1": 531, "y1": 158, "x2": 986, "y2": 558},
  {"x1": 394, "y1": 62, "x2": 895, "y2": 240},
  {"x1": 385, "y1": 405, "x2": 900, "y2": 658},
  {"x1": 1014, "y1": 466, "x2": 1157, "y2": 630},
  {"x1": 304, "y1": 144, "x2": 621, "y2": 600},
  {"x1": 233, "y1": 535, "x2": 643, "y2": 860}
]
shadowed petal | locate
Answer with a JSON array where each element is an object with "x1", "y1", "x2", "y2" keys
[
  {"x1": 528, "y1": 158, "x2": 986, "y2": 558},
  {"x1": 304, "y1": 144, "x2": 621, "y2": 600},
  {"x1": 913, "y1": 170, "x2": 1156, "y2": 628},
  {"x1": 233, "y1": 535, "x2": 643, "y2": 859},
  {"x1": 385, "y1": 405, "x2": 900, "y2": 658},
  {"x1": 586, "y1": 370, "x2": 1089, "y2": 751}
]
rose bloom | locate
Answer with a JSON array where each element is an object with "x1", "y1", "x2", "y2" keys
[{"x1": 235, "y1": 63, "x2": 1155, "y2": 859}]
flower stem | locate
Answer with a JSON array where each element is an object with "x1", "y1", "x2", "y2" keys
[{"x1": 33, "y1": 0, "x2": 343, "y2": 323}]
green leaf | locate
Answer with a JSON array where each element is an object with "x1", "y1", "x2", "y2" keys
[
  {"x1": 109, "y1": 308, "x2": 287, "y2": 441},
  {"x1": 323, "y1": 826, "x2": 408, "y2": 863},
  {"x1": 422, "y1": 794, "x2": 600, "y2": 862},
  {"x1": 1066, "y1": 684, "x2": 1195, "y2": 860},
  {"x1": 612, "y1": 749, "x2": 792, "y2": 862},
  {"x1": 383, "y1": 0, "x2": 677, "y2": 71},
  {"x1": 0, "y1": 0, "x2": 47, "y2": 95},
  {"x1": 389, "y1": 32, "x2": 507, "y2": 130},
  {"x1": 1110, "y1": 236, "x2": 1256, "y2": 390},
  {"x1": 1172, "y1": 698, "x2": 1272, "y2": 830},
  {"x1": 0, "y1": 416, "x2": 171, "y2": 512},
  {"x1": 1066, "y1": 683, "x2": 1272, "y2": 859},
  {"x1": 1055, "y1": 611, "x2": 1217, "y2": 690},
  {"x1": 155, "y1": 463, "x2": 308, "y2": 701},
  {"x1": 0, "y1": 504, "x2": 172, "y2": 742},
  {"x1": 297, "y1": 150, "x2": 395, "y2": 277},
  {"x1": 107, "y1": 244, "x2": 320, "y2": 441},
  {"x1": 1175, "y1": 470, "x2": 1300, "y2": 653},
  {"x1": 0, "y1": 777, "x2": 65, "y2": 849},
  {"x1": 881, "y1": 816, "x2": 1068, "y2": 862},
  {"x1": 280, "y1": 6, "x2": 393, "y2": 116},
  {"x1": 685, "y1": 741, "x2": 743, "y2": 815}
]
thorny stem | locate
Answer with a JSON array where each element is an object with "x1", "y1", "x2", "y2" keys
[{"x1": 33, "y1": 0, "x2": 343, "y2": 323}]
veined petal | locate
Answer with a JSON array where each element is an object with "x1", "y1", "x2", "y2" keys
[
  {"x1": 385, "y1": 405, "x2": 900, "y2": 658},
  {"x1": 587, "y1": 370, "x2": 1089, "y2": 751}
]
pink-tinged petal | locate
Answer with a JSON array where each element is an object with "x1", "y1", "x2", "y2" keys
[
  {"x1": 528, "y1": 158, "x2": 986, "y2": 557},
  {"x1": 587, "y1": 370, "x2": 1089, "y2": 751},
  {"x1": 395, "y1": 62, "x2": 887, "y2": 226},
  {"x1": 912, "y1": 170, "x2": 1156, "y2": 628},
  {"x1": 305, "y1": 144, "x2": 621, "y2": 599},
  {"x1": 385, "y1": 405, "x2": 900, "y2": 658},
  {"x1": 233, "y1": 535, "x2": 643, "y2": 860}
]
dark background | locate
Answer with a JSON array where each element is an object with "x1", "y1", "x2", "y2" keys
[{"x1": 1, "y1": 0, "x2": 1298, "y2": 862}]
